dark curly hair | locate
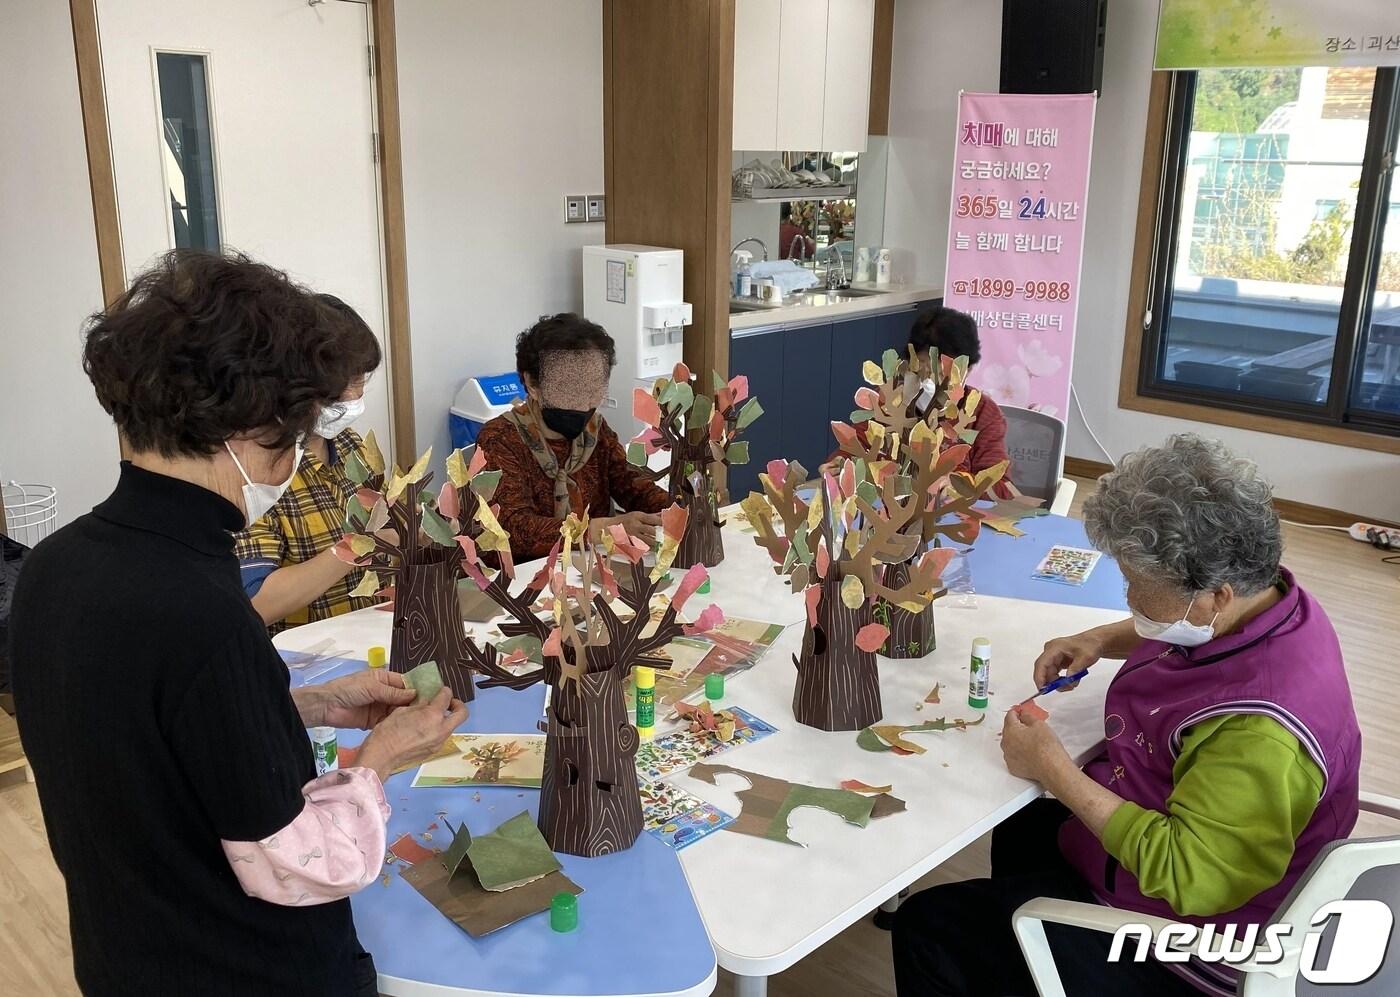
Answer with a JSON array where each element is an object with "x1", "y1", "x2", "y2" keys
[
  {"x1": 314, "y1": 293, "x2": 382, "y2": 379},
  {"x1": 908, "y1": 305, "x2": 981, "y2": 366},
  {"x1": 83, "y1": 250, "x2": 364, "y2": 457},
  {"x1": 515, "y1": 312, "x2": 616, "y2": 385}
]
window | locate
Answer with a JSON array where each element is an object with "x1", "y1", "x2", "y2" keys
[
  {"x1": 1139, "y1": 66, "x2": 1400, "y2": 431},
  {"x1": 155, "y1": 52, "x2": 221, "y2": 252}
]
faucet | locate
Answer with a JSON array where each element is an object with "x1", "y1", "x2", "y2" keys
[
  {"x1": 788, "y1": 233, "x2": 809, "y2": 263},
  {"x1": 731, "y1": 237, "x2": 769, "y2": 262},
  {"x1": 822, "y1": 245, "x2": 849, "y2": 289}
]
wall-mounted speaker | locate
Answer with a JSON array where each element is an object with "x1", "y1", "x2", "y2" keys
[{"x1": 1000, "y1": 0, "x2": 1107, "y2": 95}]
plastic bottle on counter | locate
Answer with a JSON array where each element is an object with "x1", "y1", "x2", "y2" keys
[
  {"x1": 734, "y1": 251, "x2": 754, "y2": 297},
  {"x1": 875, "y1": 247, "x2": 893, "y2": 285}
]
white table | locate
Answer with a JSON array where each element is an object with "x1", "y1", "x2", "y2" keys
[{"x1": 278, "y1": 522, "x2": 1127, "y2": 997}]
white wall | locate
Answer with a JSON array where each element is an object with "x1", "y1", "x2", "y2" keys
[
  {"x1": 0, "y1": 0, "x2": 117, "y2": 531},
  {"x1": 885, "y1": 0, "x2": 1400, "y2": 521},
  {"x1": 396, "y1": 0, "x2": 606, "y2": 463}
]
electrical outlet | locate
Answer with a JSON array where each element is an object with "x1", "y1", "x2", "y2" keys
[
  {"x1": 564, "y1": 195, "x2": 587, "y2": 224},
  {"x1": 586, "y1": 194, "x2": 606, "y2": 223}
]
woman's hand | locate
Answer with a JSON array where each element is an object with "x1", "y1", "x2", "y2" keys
[
  {"x1": 292, "y1": 670, "x2": 416, "y2": 729},
  {"x1": 352, "y1": 688, "x2": 469, "y2": 782},
  {"x1": 590, "y1": 511, "x2": 662, "y2": 546},
  {"x1": 1001, "y1": 709, "x2": 1072, "y2": 783},
  {"x1": 1032, "y1": 629, "x2": 1106, "y2": 690}
]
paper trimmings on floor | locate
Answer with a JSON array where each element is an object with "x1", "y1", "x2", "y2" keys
[{"x1": 688, "y1": 763, "x2": 905, "y2": 847}]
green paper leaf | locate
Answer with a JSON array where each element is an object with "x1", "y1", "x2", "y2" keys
[
  {"x1": 959, "y1": 429, "x2": 979, "y2": 445},
  {"x1": 470, "y1": 469, "x2": 503, "y2": 501},
  {"x1": 736, "y1": 397, "x2": 764, "y2": 430},
  {"x1": 690, "y1": 393, "x2": 713, "y2": 429},
  {"x1": 345, "y1": 495, "x2": 368, "y2": 528},
  {"x1": 850, "y1": 409, "x2": 874, "y2": 424},
  {"x1": 792, "y1": 525, "x2": 813, "y2": 565},
  {"x1": 467, "y1": 811, "x2": 562, "y2": 892},
  {"x1": 726, "y1": 440, "x2": 750, "y2": 465},
  {"x1": 857, "y1": 727, "x2": 893, "y2": 752},
  {"x1": 627, "y1": 442, "x2": 647, "y2": 466},
  {"x1": 659, "y1": 380, "x2": 679, "y2": 407},
  {"x1": 881, "y1": 348, "x2": 900, "y2": 382},
  {"x1": 421, "y1": 506, "x2": 459, "y2": 547},
  {"x1": 712, "y1": 370, "x2": 727, "y2": 392},
  {"x1": 496, "y1": 634, "x2": 543, "y2": 665},
  {"x1": 403, "y1": 660, "x2": 444, "y2": 704},
  {"x1": 891, "y1": 474, "x2": 912, "y2": 498},
  {"x1": 671, "y1": 382, "x2": 694, "y2": 414},
  {"x1": 440, "y1": 820, "x2": 474, "y2": 878},
  {"x1": 344, "y1": 449, "x2": 370, "y2": 486},
  {"x1": 857, "y1": 479, "x2": 879, "y2": 507}
]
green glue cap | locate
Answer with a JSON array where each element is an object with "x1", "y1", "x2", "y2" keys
[
  {"x1": 705, "y1": 672, "x2": 724, "y2": 700},
  {"x1": 550, "y1": 891, "x2": 578, "y2": 933}
]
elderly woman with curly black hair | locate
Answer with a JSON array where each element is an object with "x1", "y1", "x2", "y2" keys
[
  {"x1": 893, "y1": 434, "x2": 1361, "y2": 997},
  {"x1": 9, "y1": 251, "x2": 467, "y2": 996}
]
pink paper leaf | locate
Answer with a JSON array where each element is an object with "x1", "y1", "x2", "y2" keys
[
  {"x1": 728, "y1": 375, "x2": 749, "y2": 404},
  {"x1": 921, "y1": 546, "x2": 957, "y2": 578},
  {"x1": 805, "y1": 584, "x2": 822, "y2": 627},
  {"x1": 355, "y1": 488, "x2": 383, "y2": 511},
  {"x1": 500, "y1": 648, "x2": 529, "y2": 668},
  {"x1": 855, "y1": 623, "x2": 890, "y2": 654},
  {"x1": 816, "y1": 538, "x2": 831, "y2": 579},
  {"x1": 634, "y1": 426, "x2": 664, "y2": 455},
  {"x1": 672, "y1": 563, "x2": 709, "y2": 615},
  {"x1": 455, "y1": 535, "x2": 490, "y2": 589},
  {"x1": 661, "y1": 503, "x2": 689, "y2": 543},
  {"x1": 683, "y1": 603, "x2": 725, "y2": 635},
  {"x1": 840, "y1": 461, "x2": 855, "y2": 498},
  {"x1": 854, "y1": 387, "x2": 880, "y2": 410},
  {"x1": 709, "y1": 409, "x2": 725, "y2": 442},
  {"x1": 633, "y1": 387, "x2": 663, "y2": 429},
  {"x1": 673, "y1": 362, "x2": 691, "y2": 385},
  {"x1": 542, "y1": 628, "x2": 563, "y2": 659},
  {"x1": 831, "y1": 422, "x2": 859, "y2": 449},
  {"x1": 766, "y1": 459, "x2": 788, "y2": 491},
  {"x1": 438, "y1": 481, "x2": 460, "y2": 521},
  {"x1": 468, "y1": 446, "x2": 488, "y2": 477},
  {"x1": 594, "y1": 550, "x2": 620, "y2": 602}
]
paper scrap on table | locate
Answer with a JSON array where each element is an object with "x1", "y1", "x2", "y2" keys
[
  {"x1": 1010, "y1": 700, "x2": 1050, "y2": 722},
  {"x1": 924, "y1": 682, "x2": 941, "y2": 705},
  {"x1": 388, "y1": 832, "x2": 435, "y2": 866},
  {"x1": 634, "y1": 706, "x2": 778, "y2": 782},
  {"x1": 688, "y1": 763, "x2": 904, "y2": 847},
  {"x1": 411, "y1": 733, "x2": 546, "y2": 788},
  {"x1": 340, "y1": 737, "x2": 456, "y2": 777},
  {"x1": 857, "y1": 715, "x2": 986, "y2": 754},
  {"x1": 464, "y1": 811, "x2": 561, "y2": 892},
  {"x1": 637, "y1": 617, "x2": 788, "y2": 712},
  {"x1": 840, "y1": 779, "x2": 892, "y2": 795},
  {"x1": 403, "y1": 660, "x2": 444, "y2": 703},
  {"x1": 639, "y1": 779, "x2": 734, "y2": 850},
  {"x1": 402, "y1": 854, "x2": 581, "y2": 938}
]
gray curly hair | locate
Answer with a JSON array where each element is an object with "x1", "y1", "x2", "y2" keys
[{"x1": 1083, "y1": 434, "x2": 1282, "y2": 596}]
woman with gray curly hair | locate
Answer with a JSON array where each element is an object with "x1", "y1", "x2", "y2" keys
[{"x1": 894, "y1": 435, "x2": 1360, "y2": 997}]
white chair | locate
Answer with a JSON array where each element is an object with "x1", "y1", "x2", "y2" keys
[
  {"x1": 1000, "y1": 407, "x2": 1075, "y2": 516},
  {"x1": 1013, "y1": 791, "x2": 1400, "y2": 996}
]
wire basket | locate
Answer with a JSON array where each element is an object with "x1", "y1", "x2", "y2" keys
[{"x1": 2, "y1": 482, "x2": 58, "y2": 547}]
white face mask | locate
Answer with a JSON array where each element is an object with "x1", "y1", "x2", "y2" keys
[
  {"x1": 225, "y1": 436, "x2": 304, "y2": 526},
  {"x1": 1132, "y1": 593, "x2": 1219, "y2": 647},
  {"x1": 313, "y1": 397, "x2": 365, "y2": 439}
]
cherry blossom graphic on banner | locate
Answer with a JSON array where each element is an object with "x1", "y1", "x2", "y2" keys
[{"x1": 942, "y1": 92, "x2": 1097, "y2": 419}]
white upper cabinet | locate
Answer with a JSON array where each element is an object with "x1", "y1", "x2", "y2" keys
[
  {"x1": 732, "y1": 0, "x2": 782, "y2": 150},
  {"x1": 734, "y1": 0, "x2": 875, "y2": 153},
  {"x1": 821, "y1": 0, "x2": 875, "y2": 152}
]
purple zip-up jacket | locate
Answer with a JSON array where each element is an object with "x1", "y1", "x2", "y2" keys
[{"x1": 1059, "y1": 568, "x2": 1361, "y2": 933}]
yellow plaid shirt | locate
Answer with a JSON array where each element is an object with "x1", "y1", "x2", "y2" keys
[{"x1": 233, "y1": 429, "x2": 372, "y2": 634}]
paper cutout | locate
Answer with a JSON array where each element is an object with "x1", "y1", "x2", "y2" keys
[
  {"x1": 857, "y1": 715, "x2": 987, "y2": 754},
  {"x1": 855, "y1": 623, "x2": 890, "y2": 653},
  {"x1": 349, "y1": 570, "x2": 380, "y2": 599},
  {"x1": 439, "y1": 820, "x2": 475, "y2": 879},
  {"x1": 466, "y1": 811, "x2": 562, "y2": 892},
  {"x1": 403, "y1": 660, "x2": 444, "y2": 704},
  {"x1": 924, "y1": 682, "x2": 941, "y2": 704},
  {"x1": 411, "y1": 733, "x2": 546, "y2": 788},
  {"x1": 388, "y1": 832, "x2": 436, "y2": 866},
  {"x1": 840, "y1": 779, "x2": 893, "y2": 794},
  {"x1": 634, "y1": 706, "x2": 778, "y2": 781},
  {"x1": 688, "y1": 763, "x2": 905, "y2": 847},
  {"x1": 402, "y1": 849, "x2": 581, "y2": 938},
  {"x1": 639, "y1": 779, "x2": 735, "y2": 850},
  {"x1": 1010, "y1": 700, "x2": 1050, "y2": 722}
]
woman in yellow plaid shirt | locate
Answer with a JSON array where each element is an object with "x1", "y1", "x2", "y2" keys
[{"x1": 234, "y1": 296, "x2": 382, "y2": 633}]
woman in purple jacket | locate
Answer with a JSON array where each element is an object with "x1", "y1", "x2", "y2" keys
[{"x1": 893, "y1": 434, "x2": 1361, "y2": 996}]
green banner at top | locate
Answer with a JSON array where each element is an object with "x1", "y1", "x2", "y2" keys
[{"x1": 1156, "y1": 1, "x2": 1400, "y2": 69}]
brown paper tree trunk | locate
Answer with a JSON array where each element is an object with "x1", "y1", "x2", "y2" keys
[
  {"x1": 537, "y1": 668, "x2": 643, "y2": 856},
  {"x1": 390, "y1": 548, "x2": 475, "y2": 701},
  {"x1": 473, "y1": 759, "x2": 502, "y2": 783},
  {"x1": 673, "y1": 474, "x2": 724, "y2": 569},
  {"x1": 792, "y1": 572, "x2": 883, "y2": 731},
  {"x1": 875, "y1": 560, "x2": 936, "y2": 659}
]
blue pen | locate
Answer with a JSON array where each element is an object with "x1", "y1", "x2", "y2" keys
[{"x1": 1031, "y1": 667, "x2": 1091, "y2": 700}]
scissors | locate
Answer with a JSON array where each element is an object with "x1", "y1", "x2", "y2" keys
[{"x1": 1018, "y1": 667, "x2": 1091, "y2": 707}]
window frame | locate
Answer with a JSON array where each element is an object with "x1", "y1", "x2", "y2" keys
[{"x1": 1121, "y1": 66, "x2": 1400, "y2": 449}]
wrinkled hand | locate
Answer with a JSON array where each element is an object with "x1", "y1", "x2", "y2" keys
[
  {"x1": 1001, "y1": 708, "x2": 1071, "y2": 783},
  {"x1": 1033, "y1": 631, "x2": 1104, "y2": 691},
  {"x1": 354, "y1": 688, "x2": 469, "y2": 781},
  {"x1": 591, "y1": 511, "x2": 662, "y2": 546},
  {"x1": 314, "y1": 669, "x2": 416, "y2": 729}
]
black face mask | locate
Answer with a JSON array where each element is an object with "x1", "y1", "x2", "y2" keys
[{"x1": 541, "y1": 407, "x2": 593, "y2": 441}]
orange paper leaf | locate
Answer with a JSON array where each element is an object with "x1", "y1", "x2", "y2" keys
[{"x1": 855, "y1": 623, "x2": 890, "y2": 653}]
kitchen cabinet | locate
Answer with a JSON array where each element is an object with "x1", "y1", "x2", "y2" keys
[
  {"x1": 828, "y1": 313, "x2": 884, "y2": 425},
  {"x1": 728, "y1": 327, "x2": 785, "y2": 500},
  {"x1": 780, "y1": 321, "x2": 833, "y2": 478},
  {"x1": 735, "y1": 0, "x2": 875, "y2": 153}
]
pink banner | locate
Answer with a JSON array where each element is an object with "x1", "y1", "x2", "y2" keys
[{"x1": 942, "y1": 92, "x2": 1096, "y2": 420}]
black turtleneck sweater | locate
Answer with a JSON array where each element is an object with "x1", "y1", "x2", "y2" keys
[{"x1": 9, "y1": 463, "x2": 358, "y2": 996}]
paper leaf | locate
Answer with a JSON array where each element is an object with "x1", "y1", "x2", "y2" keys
[
  {"x1": 856, "y1": 479, "x2": 879, "y2": 507},
  {"x1": 438, "y1": 480, "x2": 461, "y2": 521},
  {"x1": 633, "y1": 387, "x2": 663, "y2": 428},
  {"x1": 345, "y1": 494, "x2": 367, "y2": 529},
  {"x1": 660, "y1": 503, "x2": 688, "y2": 543},
  {"x1": 728, "y1": 374, "x2": 749, "y2": 404},
  {"x1": 690, "y1": 392, "x2": 713, "y2": 429},
  {"x1": 349, "y1": 570, "x2": 380, "y2": 598},
  {"x1": 542, "y1": 628, "x2": 563, "y2": 659},
  {"x1": 467, "y1": 811, "x2": 562, "y2": 892},
  {"x1": 456, "y1": 535, "x2": 491, "y2": 589},
  {"x1": 361, "y1": 431, "x2": 386, "y2": 476},
  {"x1": 861, "y1": 360, "x2": 885, "y2": 386},
  {"x1": 672, "y1": 563, "x2": 708, "y2": 615},
  {"x1": 791, "y1": 525, "x2": 813, "y2": 566},
  {"x1": 840, "y1": 574, "x2": 865, "y2": 609},
  {"x1": 857, "y1": 727, "x2": 893, "y2": 752},
  {"x1": 1011, "y1": 700, "x2": 1050, "y2": 722},
  {"x1": 855, "y1": 623, "x2": 889, "y2": 653},
  {"x1": 850, "y1": 409, "x2": 874, "y2": 424},
  {"x1": 421, "y1": 506, "x2": 459, "y2": 547},
  {"x1": 673, "y1": 361, "x2": 691, "y2": 385},
  {"x1": 344, "y1": 450, "x2": 370, "y2": 486},
  {"x1": 840, "y1": 779, "x2": 893, "y2": 795},
  {"x1": 726, "y1": 440, "x2": 750, "y2": 465},
  {"x1": 403, "y1": 448, "x2": 433, "y2": 485},
  {"x1": 403, "y1": 660, "x2": 444, "y2": 704},
  {"x1": 446, "y1": 448, "x2": 471, "y2": 488},
  {"x1": 766, "y1": 459, "x2": 788, "y2": 491},
  {"x1": 712, "y1": 370, "x2": 727, "y2": 392},
  {"x1": 831, "y1": 422, "x2": 859, "y2": 451},
  {"x1": 627, "y1": 441, "x2": 647, "y2": 467},
  {"x1": 854, "y1": 386, "x2": 880, "y2": 411},
  {"x1": 805, "y1": 584, "x2": 821, "y2": 626},
  {"x1": 365, "y1": 498, "x2": 390, "y2": 534},
  {"x1": 671, "y1": 382, "x2": 695, "y2": 414},
  {"x1": 440, "y1": 820, "x2": 474, "y2": 879},
  {"x1": 470, "y1": 469, "x2": 503, "y2": 501},
  {"x1": 815, "y1": 538, "x2": 830, "y2": 579},
  {"x1": 683, "y1": 604, "x2": 725, "y2": 635},
  {"x1": 736, "y1": 397, "x2": 763, "y2": 430},
  {"x1": 924, "y1": 682, "x2": 941, "y2": 705},
  {"x1": 881, "y1": 348, "x2": 900, "y2": 381}
]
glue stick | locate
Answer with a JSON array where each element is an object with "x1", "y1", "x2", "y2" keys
[
  {"x1": 635, "y1": 666, "x2": 656, "y2": 741},
  {"x1": 968, "y1": 637, "x2": 991, "y2": 710}
]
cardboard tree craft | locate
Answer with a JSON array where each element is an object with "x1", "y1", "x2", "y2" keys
[
  {"x1": 472, "y1": 508, "x2": 725, "y2": 857},
  {"x1": 829, "y1": 348, "x2": 1028, "y2": 658},
  {"x1": 335, "y1": 443, "x2": 551, "y2": 701},
  {"x1": 626, "y1": 364, "x2": 762, "y2": 569}
]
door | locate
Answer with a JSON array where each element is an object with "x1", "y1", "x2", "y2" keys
[{"x1": 96, "y1": 0, "x2": 393, "y2": 453}]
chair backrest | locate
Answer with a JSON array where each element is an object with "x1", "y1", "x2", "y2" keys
[
  {"x1": 1000, "y1": 406, "x2": 1066, "y2": 502},
  {"x1": 1245, "y1": 835, "x2": 1400, "y2": 996}
]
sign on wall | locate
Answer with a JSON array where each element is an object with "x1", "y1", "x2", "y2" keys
[
  {"x1": 1156, "y1": 1, "x2": 1400, "y2": 70},
  {"x1": 942, "y1": 92, "x2": 1096, "y2": 420}
]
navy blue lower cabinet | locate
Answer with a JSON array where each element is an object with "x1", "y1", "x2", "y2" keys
[
  {"x1": 727, "y1": 328, "x2": 784, "y2": 501},
  {"x1": 780, "y1": 322, "x2": 833, "y2": 479},
  {"x1": 828, "y1": 315, "x2": 883, "y2": 425}
]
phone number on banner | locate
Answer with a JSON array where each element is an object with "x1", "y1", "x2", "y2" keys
[{"x1": 950, "y1": 278, "x2": 1073, "y2": 301}]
